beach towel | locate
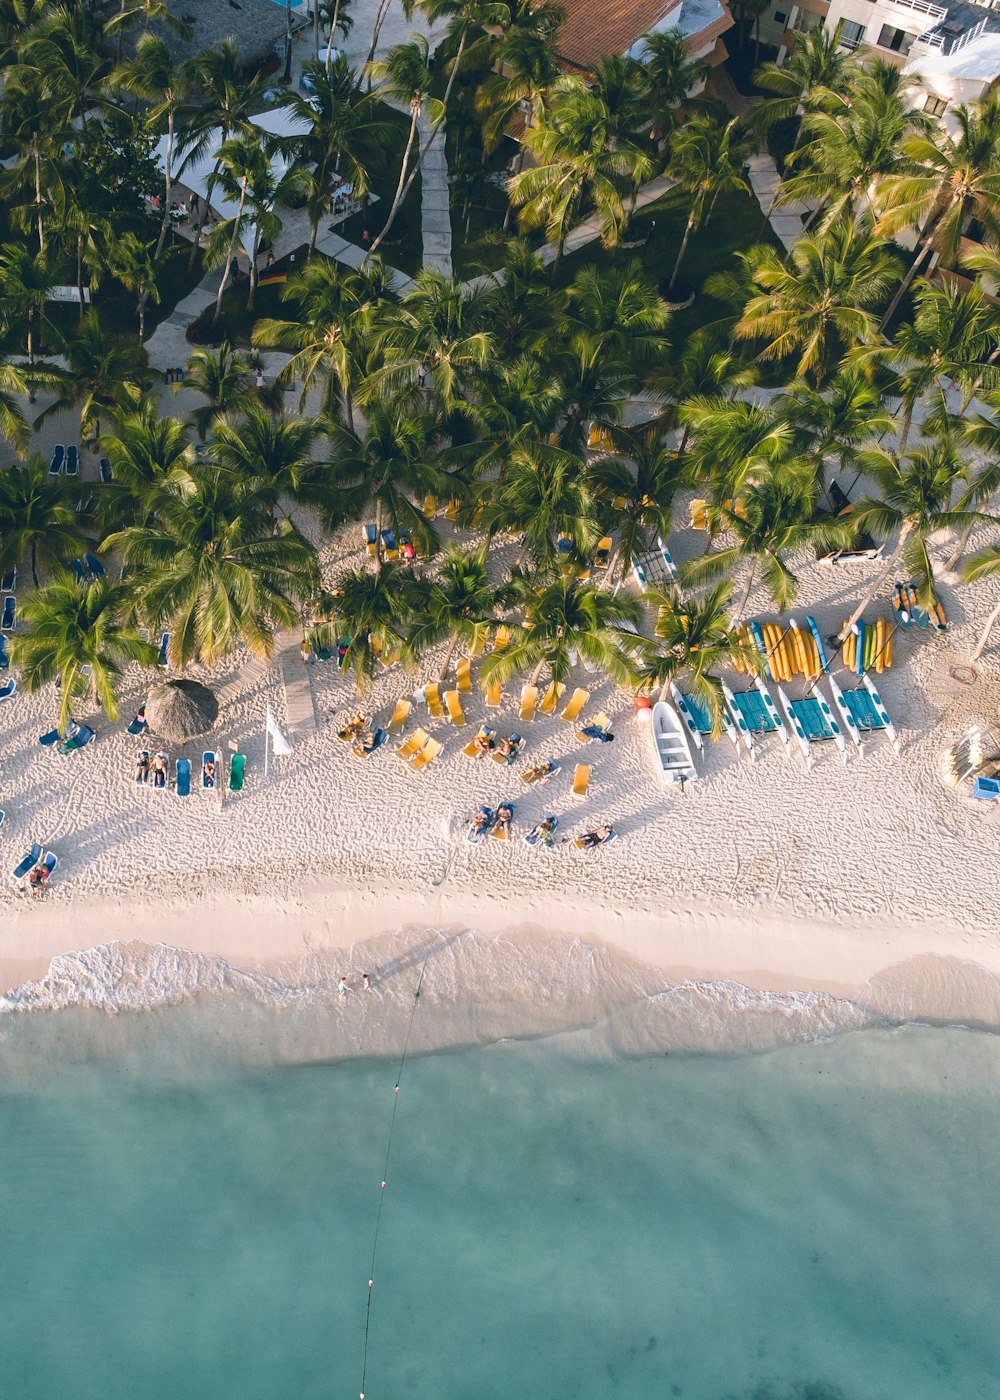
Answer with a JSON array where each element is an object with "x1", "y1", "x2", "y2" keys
[
  {"x1": 229, "y1": 754, "x2": 246, "y2": 792},
  {"x1": 175, "y1": 758, "x2": 191, "y2": 797}
]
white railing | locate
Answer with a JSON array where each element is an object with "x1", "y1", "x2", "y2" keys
[
  {"x1": 914, "y1": 13, "x2": 989, "y2": 50},
  {"x1": 889, "y1": 0, "x2": 947, "y2": 18}
]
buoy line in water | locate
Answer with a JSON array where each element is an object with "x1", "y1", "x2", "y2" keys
[{"x1": 358, "y1": 957, "x2": 428, "y2": 1400}]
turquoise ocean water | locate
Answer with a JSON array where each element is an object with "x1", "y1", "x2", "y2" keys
[{"x1": 0, "y1": 991, "x2": 998, "y2": 1400}]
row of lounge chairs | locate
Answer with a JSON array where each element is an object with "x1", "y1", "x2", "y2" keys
[
  {"x1": 70, "y1": 553, "x2": 105, "y2": 583},
  {"x1": 49, "y1": 445, "x2": 79, "y2": 477},
  {"x1": 134, "y1": 749, "x2": 246, "y2": 794}
]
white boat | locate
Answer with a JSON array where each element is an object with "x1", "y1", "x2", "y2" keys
[{"x1": 650, "y1": 701, "x2": 699, "y2": 786}]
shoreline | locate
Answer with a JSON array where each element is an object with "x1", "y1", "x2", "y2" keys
[{"x1": 5, "y1": 879, "x2": 1000, "y2": 1036}]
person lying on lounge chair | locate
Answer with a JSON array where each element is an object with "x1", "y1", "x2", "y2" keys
[
  {"x1": 26, "y1": 863, "x2": 48, "y2": 898},
  {"x1": 357, "y1": 730, "x2": 377, "y2": 753},
  {"x1": 522, "y1": 759, "x2": 557, "y2": 785},
  {"x1": 470, "y1": 808, "x2": 492, "y2": 837},
  {"x1": 203, "y1": 759, "x2": 216, "y2": 788},
  {"x1": 337, "y1": 712, "x2": 367, "y2": 742},
  {"x1": 495, "y1": 736, "x2": 517, "y2": 760},
  {"x1": 472, "y1": 730, "x2": 493, "y2": 756},
  {"x1": 152, "y1": 754, "x2": 168, "y2": 788},
  {"x1": 493, "y1": 804, "x2": 514, "y2": 838},
  {"x1": 528, "y1": 816, "x2": 557, "y2": 847},
  {"x1": 577, "y1": 824, "x2": 615, "y2": 849},
  {"x1": 578, "y1": 724, "x2": 615, "y2": 744},
  {"x1": 135, "y1": 753, "x2": 150, "y2": 783}
]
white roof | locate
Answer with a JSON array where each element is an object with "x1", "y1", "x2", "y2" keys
[{"x1": 904, "y1": 31, "x2": 1000, "y2": 81}]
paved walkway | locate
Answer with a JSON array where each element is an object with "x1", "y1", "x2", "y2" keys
[
  {"x1": 746, "y1": 154, "x2": 808, "y2": 253},
  {"x1": 418, "y1": 111, "x2": 453, "y2": 275},
  {"x1": 537, "y1": 173, "x2": 676, "y2": 266},
  {"x1": 275, "y1": 629, "x2": 320, "y2": 740}
]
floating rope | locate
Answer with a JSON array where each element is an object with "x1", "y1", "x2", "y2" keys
[{"x1": 358, "y1": 957, "x2": 428, "y2": 1400}]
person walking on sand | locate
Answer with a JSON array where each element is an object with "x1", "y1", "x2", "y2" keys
[
  {"x1": 338, "y1": 975, "x2": 349, "y2": 995},
  {"x1": 362, "y1": 973, "x2": 372, "y2": 992}
]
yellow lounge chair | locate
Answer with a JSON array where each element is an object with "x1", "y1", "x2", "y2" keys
[
  {"x1": 520, "y1": 684, "x2": 538, "y2": 722},
  {"x1": 463, "y1": 725, "x2": 494, "y2": 758},
  {"x1": 594, "y1": 537, "x2": 612, "y2": 570},
  {"x1": 456, "y1": 658, "x2": 471, "y2": 692},
  {"x1": 445, "y1": 498, "x2": 461, "y2": 522},
  {"x1": 485, "y1": 679, "x2": 502, "y2": 709},
  {"x1": 587, "y1": 421, "x2": 602, "y2": 451},
  {"x1": 581, "y1": 711, "x2": 611, "y2": 739},
  {"x1": 387, "y1": 698, "x2": 411, "y2": 735},
  {"x1": 408, "y1": 737, "x2": 441, "y2": 772},
  {"x1": 572, "y1": 764, "x2": 590, "y2": 799},
  {"x1": 424, "y1": 683, "x2": 444, "y2": 719},
  {"x1": 397, "y1": 728, "x2": 429, "y2": 761},
  {"x1": 493, "y1": 624, "x2": 510, "y2": 653},
  {"x1": 423, "y1": 492, "x2": 438, "y2": 519},
  {"x1": 444, "y1": 689, "x2": 466, "y2": 726},
  {"x1": 560, "y1": 687, "x2": 589, "y2": 724},
  {"x1": 538, "y1": 681, "x2": 565, "y2": 715}
]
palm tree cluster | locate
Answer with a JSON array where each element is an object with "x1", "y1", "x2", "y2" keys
[{"x1": 7, "y1": 9, "x2": 1000, "y2": 733}]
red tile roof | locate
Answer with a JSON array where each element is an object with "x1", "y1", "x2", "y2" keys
[{"x1": 555, "y1": 0, "x2": 732, "y2": 70}]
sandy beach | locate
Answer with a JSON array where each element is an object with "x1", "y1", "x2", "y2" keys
[{"x1": 4, "y1": 387, "x2": 1000, "y2": 1031}]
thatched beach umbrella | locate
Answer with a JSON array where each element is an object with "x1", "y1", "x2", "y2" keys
[{"x1": 145, "y1": 679, "x2": 219, "y2": 746}]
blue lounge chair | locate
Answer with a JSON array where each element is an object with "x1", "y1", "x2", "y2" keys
[
  {"x1": 1, "y1": 596, "x2": 14, "y2": 631},
  {"x1": 201, "y1": 751, "x2": 219, "y2": 788},
  {"x1": 58, "y1": 723, "x2": 95, "y2": 754},
  {"x1": 49, "y1": 445, "x2": 64, "y2": 475},
  {"x1": 39, "y1": 721, "x2": 76, "y2": 747},
  {"x1": 84, "y1": 552, "x2": 105, "y2": 579},
  {"x1": 362, "y1": 524, "x2": 377, "y2": 555},
  {"x1": 175, "y1": 757, "x2": 191, "y2": 797},
  {"x1": 11, "y1": 843, "x2": 42, "y2": 881},
  {"x1": 381, "y1": 528, "x2": 398, "y2": 559},
  {"x1": 354, "y1": 727, "x2": 388, "y2": 758},
  {"x1": 99, "y1": 457, "x2": 113, "y2": 483},
  {"x1": 127, "y1": 705, "x2": 147, "y2": 736},
  {"x1": 135, "y1": 749, "x2": 150, "y2": 784},
  {"x1": 0, "y1": 678, "x2": 15, "y2": 700},
  {"x1": 0, "y1": 636, "x2": 8, "y2": 671},
  {"x1": 524, "y1": 815, "x2": 559, "y2": 848},
  {"x1": 158, "y1": 632, "x2": 169, "y2": 668},
  {"x1": 0, "y1": 810, "x2": 5, "y2": 830},
  {"x1": 66, "y1": 445, "x2": 79, "y2": 477},
  {"x1": 466, "y1": 807, "x2": 494, "y2": 845},
  {"x1": 152, "y1": 753, "x2": 169, "y2": 789},
  {"x1": 70, "y1": 559, "x2": 86, "y2": 583},
  {"x1": 1, "y1": 568, "x2": 15, "y2": 592}
]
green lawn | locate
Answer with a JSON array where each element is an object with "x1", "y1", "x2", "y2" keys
[
  {"x1": 337, "y1": 101, "x2": 423, "y2": 278},
  {"x1": 556, "y1": 185, "x2": 783, "y2": 343}
]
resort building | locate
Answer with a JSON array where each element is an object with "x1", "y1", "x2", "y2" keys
[
  {"x1": 756, "y1": 0, "x2": 1000, "y2": 117},
  {"x1": 554, "y1": 0, "x2": 736, "y2": 78}
]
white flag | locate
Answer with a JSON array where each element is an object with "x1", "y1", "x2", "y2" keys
[{"x1": 265, "y1": 707, "x2": 292, "y2": 756}]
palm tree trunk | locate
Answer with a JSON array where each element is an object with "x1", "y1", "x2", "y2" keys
[
  {"x1": 246, "y1": 229, "x2": 260, "y2": 310},
  {"x1": 438, "y1": 634, "x2": 458, "y2": 683},
  {"x1": 138, "y1": 288, "x2": 147, "y2": 342},
  {"x1": 668, "y1": 208, "x2": 696, "y2": 295},
  {"x1": 326, "y1": 0, "x2": 342, "y2": 67},
  {"x1": 31, "y1": 539, "x2": 39, "y2": 588},
  {"x1": 438, "y1": 27, "x2": 468, "y2": 118},
  {"x1": 362, "y1": 0, "x2": 393, "y2": 78},
  {"x1": 154, "y1": 109, "x2": 174, "y2": 260},
  {"x1": 313, "y1": 0, "x2": 319, "y2": 58},
  {"x1": 345, "y1": 383, "x2": 355, "y2": 433},
  {"x1": 734, "y1": 560, "x2": 757, "y2": 622},
  {"x1": 283, "y1": 0, "x2": 293, "y2": 82},
  {"x1": 970, "y1": 594, "x2": 1000, "y2": 662},
  {"x1": 878, "y1": 234, "x2": 936, "y2": 333},
  {"x1": 366, "y1": 106, "x2": 419, "y2": 259},
  {"x1": 897, "y1": 395, "x2": 915, "y2": 453},
  {"x1": 33, "y1": 139, "x2": 44, "y2": 252},
  {"x1": 76, "y1": 235, "x2": 86, "y2": 322},
  {"x1": 212, "y1": 179, "x2": 248, "y2": 326},
  {"x1": 308, "y1": 216, "x2": 319, "y2": 260},
  {"x1": 374, "y1": 496, "x2": 383, "y2": 575},
  {"x1": 836, "y1": 523, "x2": 913, "y2": 643},
  {"x1": 189, "y1": 158, "x2": 222, "y2": 271},
  {"x1": 530, "y1": 658, "x2": 546, "y2": 685}
]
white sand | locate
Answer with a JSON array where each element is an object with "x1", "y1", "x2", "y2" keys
[{"x1": 5, "y1": 382, "x2": 1000, "y2": 1025}]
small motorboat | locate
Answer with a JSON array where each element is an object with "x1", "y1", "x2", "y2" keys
[{"x1": 650, "y1": 700, "x2": 698, "y2": 786}]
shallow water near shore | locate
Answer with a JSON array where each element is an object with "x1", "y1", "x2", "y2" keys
[{"x1": 0, "y1": 983, "x2": 998, "y2": 1400}]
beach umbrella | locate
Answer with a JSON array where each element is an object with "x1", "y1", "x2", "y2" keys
[{"x1": 145, "y1": 679, "x2": 219, "y2": 745}]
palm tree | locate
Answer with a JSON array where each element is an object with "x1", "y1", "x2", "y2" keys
[
  {"x1": 98, "y1": 399, "x2": 192, "y2": 530},
  {"x1": 109, "y1": 35, "x2": 188, "y2": 259},
  {"x1": 408, "y1": 544, "x2": 501, "y2": 679},
  {"x1": 207, "y1": 133, "x2": 267, "y2": 325},
  {"x1": 322, "y1": 561, "x2": 424, "y2": 693},
  {"x1": 178, "y1": 39, "x2": 269, "y2": 269},
  {"x1": 774, "y1": 368, "x2": 895, "y2": 488},
  {"x1": 508, "y1": 82, "x2": 654, "y2": 269},
  {"x1": 587, "y1": 423, "x2": 688, "y2": 580},
  {"x1": 479, "y1": 238, "x2": 557, "y2": 357},
  {"x1": 422, "y1": 0, "x2": 510, "y2": 117},
  {"x1": 874, "y1": 95, "x2": 1000, "y2": 329},
  {"x1": 253, "y1": 258, "x2": 391, "y2": 429},
  {"x1": 664, "y1": 112, "x2": 756, "y2": 296},
  {"x1": 209, "y1": 405, "x2": 319, "y2": 510},
  {"x1": 682, "y1": 472, "x2": 847, "y2": 617},
  {"x1": 0, "y1": 241, "x2": 55, "y2": 367},
  {"x1": 641, "y1": 581, "x2": 751, "y2": 731},
  {"x1": 640, "y1": 28, "x2": 710, "y2": 144},
  {"x1": 19, "y1": 5, "x2": 109, "y2": 129},
  {"x1": 368, "y1": 268, "x2": 492, "y2": 412},
  {"x1": 680, "y1": 395, "x2": 795, "y2": 508},
  {"x1": 182, "y1": 343, "x2": 256, "y2": 439},
  {"x1": 12, "y1": 577, "x2": 157, "y2": 732},
  {"x1": 751, "y1": 24, "x2": 858, "y2": 149},
  {"x1": 960, "y1": 543, "x2": 1000, "y2": 662},
  {"x1": 278, "y1": 56, "x2": 387, "y2": 259},
  {"x1": 316, "y1": 399, "x2": 447, "y2": 565},
  {"x1": 104, "y1": 470, "x2": 319, "y2": 666},
  {"x1": 732, "y1": 222, "x2": 901, "y2": 385},
  {"x1": 0, "y1": 356, "x2": 33, "y2": 451},
  {"x1": 366, "y1": 36, "x2": 444, "y2": 259},
  {"x1": 647, "y1": 329, "x2": 757, "y2": 451},
  {"x1": 481, "y1": 440, "x2": 598, "y2": 568},
  {"x1": 37, "y1": 310, "x2": 148, "y2": 444},
  {"x1": 476, "y1": 28, "x2": 559, "y2": 156},
  {"x1": 108, "y1": 232, "x2": 162, "y2": 342},
  {"x1": 564, "y1": 259, "x2": 670, "y2": 370},
  {"x1": 481, "y1": 573, "x2": 643, "y2": 688},
  {"x1": 0, "y1": 70, "x2": 70, "y2": 252},
  {"x1": 0, "y1": 455, "x2": 88, "y2": 586},
  {"x1": 837, "y1": 433, "x2": 996, "y2": 639}
]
